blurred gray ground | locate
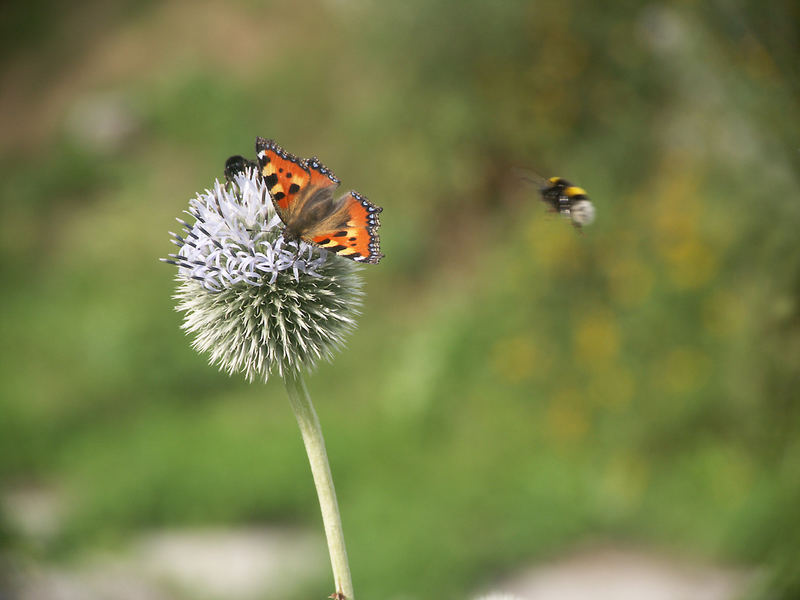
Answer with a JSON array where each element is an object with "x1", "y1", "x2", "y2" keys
[
  {"x1": 8, "y1": 527, "x2": 324, "y2": 600},
  {"x1": 2, "y1": 487, "x2": 757, "y2": 600},
  {"x1": 11, "y1": 543, "x2": 754, "y2": 600},
  {"x1": 495, "y1": 547, "x2": 754, "y2": 600}
]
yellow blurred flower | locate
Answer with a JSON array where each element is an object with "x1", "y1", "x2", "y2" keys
[
  {"x1": 702, "y1": 289, "x2": 748, "y2": 337},
  {"x1": 664, "y1": 238, "x2": 718, "y2": 289},
  {"x1": 607, "y1": 256, "x2": 655, "y2": 308},
  {"x1": 573, "y1": 309, "x2": 620, "y2": 368},
  {"x1": 490, "y1": 335, "x2": 550, "y2": 383},
  {"x1": 588, "y1": 366, "x2": 636, "y2": 410},
  {"x1": 654, "y1": 346, "x2": 712, "y2": 395},
  {"x1": 526, "y1": 218, "x2": 581, "y2": 273},
  {"x1": 546, "y1": 387, "x2": 590, "y2": 444},
  {"x1": 648, "y1": 166, "x2": 719, "y2": 289},
  {"x1": 652, "y1": 170, "x2": 702, "y2": 239}
]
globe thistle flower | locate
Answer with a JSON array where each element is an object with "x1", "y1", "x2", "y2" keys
[
  {"x1": 163, "y1": 158, "x2": 364, "y2": 599},
  {"x1": 162, "y1": 166, "x2": 363, "y2": 382}
]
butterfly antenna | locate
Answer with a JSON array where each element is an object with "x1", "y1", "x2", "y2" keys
[
  {"x1": 271, "y1": 231, "x2": 303, "y2": 263},
  {"x1": 245, "y1": 226, "x2": 270, "y2": 235}
]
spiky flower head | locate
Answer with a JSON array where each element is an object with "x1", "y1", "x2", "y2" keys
[{"x1": 163, "y1": 167, "x2": 363, "y2": 382}]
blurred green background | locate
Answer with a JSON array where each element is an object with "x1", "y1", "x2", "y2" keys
[{"x1": 1, "y1": 0, "x2": 799, "y2": 598}]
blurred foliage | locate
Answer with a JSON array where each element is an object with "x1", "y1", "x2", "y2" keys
[{"x1": 1, "y1": 0, "x2": 799, "y2": 599}]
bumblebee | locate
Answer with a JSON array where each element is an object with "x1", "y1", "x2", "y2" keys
[
  {"x1": 539, "y1": 176, "x2": 595, "y2": 229},
  {"x1": 224, "y1": 155, "x2": 258, "y2": 181},
  {"x1": 520, "y1": 171, "x2": 596, "y2": 229}
]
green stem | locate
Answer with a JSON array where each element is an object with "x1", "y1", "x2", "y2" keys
[{"x1": 283, "y1": 370, "x2": 354, "y2": 600}]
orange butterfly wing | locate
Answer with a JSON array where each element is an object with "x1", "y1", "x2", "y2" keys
[
  {"x1": 305, "y1": 156, "x2": 341, "y2": 191},
  {"x1": 311, "y1": 191, "x2": 383, "y2": 264},
  {"x1": 255, "y1": 137, "x2": 311, "y2": 214}
]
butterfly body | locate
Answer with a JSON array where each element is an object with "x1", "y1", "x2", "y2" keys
[
  {"x1": 278, "y1": 186, "x2": 342, "y2": 243},
  {"x1": 255, "y1": 137, "x2": 383, "y2": 264}
]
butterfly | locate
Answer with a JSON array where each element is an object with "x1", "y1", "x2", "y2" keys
[{"x1": 255, "y1": 137, "x2": 384, "y2": 264}]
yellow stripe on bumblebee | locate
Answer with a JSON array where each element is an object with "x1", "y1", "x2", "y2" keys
[{"x1": 564, "y1": 186, "x2": 588, "y2": 198}]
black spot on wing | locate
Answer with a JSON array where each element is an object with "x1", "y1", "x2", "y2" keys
[{"x1": 264, "y1": 173, "x2": 279, "y2": 188}]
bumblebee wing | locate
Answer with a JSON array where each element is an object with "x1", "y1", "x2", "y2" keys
[{"x1": 512, "y1": 167, "x2": 549, "y2": 189}]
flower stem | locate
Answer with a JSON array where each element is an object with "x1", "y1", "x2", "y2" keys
[{"x1": 283, "y1": 370, "x2": 354, "y2": 600}]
